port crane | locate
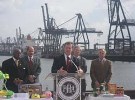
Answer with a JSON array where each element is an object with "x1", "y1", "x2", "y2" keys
[
  {"x1": 0, "y1": 36, "x2": 17, "y2": 55},
  {"x1": 107, "y1": 0, "x2": 135, "y2": 55},
  {"x1": 41, "y1": 3, "x2": 63, "y2": 57},
  {"x1": 40, "y1": 3, "x2": 103, "y2": 57},
  {"x1": 73, "y1": 13, "x2": 103, "y2": 50}
]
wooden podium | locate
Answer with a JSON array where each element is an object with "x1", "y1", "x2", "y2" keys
[{"x1": 47, "y1": 73, "x2": 87, "y2": 100}]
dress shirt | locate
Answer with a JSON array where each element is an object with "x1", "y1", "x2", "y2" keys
[
  {"x1": 13, "y1": 57, "x2": 19, "y2": 67},
  {"x1": 64, "y1": 54, "x2": 71, "y2": 64}
]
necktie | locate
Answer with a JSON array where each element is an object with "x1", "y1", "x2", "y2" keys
[
  {"x1": 29, "y1": 57, "x2": 33, "y2": 67},
  {"x1": 67, "y1": 56, "x2": 71, "y2": 71}
]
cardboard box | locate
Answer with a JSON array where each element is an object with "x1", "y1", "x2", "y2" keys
[
  {"x1": 18, "y1": 83, "x2": 42, "y2": 96},
  {"x1": 108, "y1": 83, "x2": 117, "y2": 94}
]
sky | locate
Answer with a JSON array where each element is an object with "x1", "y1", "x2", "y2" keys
[{"x1": 0, "y1": 0, "x2": 135, "y2": 48}]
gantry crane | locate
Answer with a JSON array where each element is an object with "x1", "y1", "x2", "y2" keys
[
  {"x1": 41, "y1": 4, "x2": 103, "y2": 56},
  {"x1": 41, "y1": 3, "x2": 62, "y2": 57},
  {"x1": 107, "y1": 0, "x2": 135, "y2": 55},
  {"x1": 74, "y1": 13, "x2": 103, "y2": 50}
]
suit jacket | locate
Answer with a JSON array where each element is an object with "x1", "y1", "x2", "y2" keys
[
  {"x1": 77, "y1": 56, "x2": 87, "y2": 73},
  {"x1": 51, "y1": 54, "x2": 79, "y2": 73},
  {"x1": 76, "y1": 56, "x2": 87, "y2": 93},
  {"x1": 2, "y1": 58, "x2": 27, "y2": 93},
  {"x1": 20, "y1": 55, "x2": 41, "y2": 84},
  {"x1": 90, "y1": 58, "x2": 112, "y2": 88}
]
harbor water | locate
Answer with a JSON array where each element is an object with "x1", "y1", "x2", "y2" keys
[{"x1": 0, "y1": 56, "x2": 135, "y2": 91}]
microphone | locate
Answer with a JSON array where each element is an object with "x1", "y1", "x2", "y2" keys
[{"x1": 69, "y1": 58, "x2": 79, "y2": 71}]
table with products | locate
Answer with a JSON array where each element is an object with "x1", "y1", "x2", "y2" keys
[
  {"x1": 0, "y1": 93, "x2": 53, "y2": 100},
  {"x1": 85, "y1": 94, "x2": 131, "y2": 100},
  {"x1": 0, "y1": 93, "x2": 131, "y2": 100}
]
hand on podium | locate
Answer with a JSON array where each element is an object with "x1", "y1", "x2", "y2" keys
[
  {"x1": 77, "y1": 67, "x2": 84, "y2": 73},
  {"x1": 76, "y1": 67, "x2": 84, "y2": 77},
  {"x1": 57, "y1": 67, "x2": 67, "y2": 76}
]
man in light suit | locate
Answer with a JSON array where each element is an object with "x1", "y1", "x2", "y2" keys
[
  {"x1": 20, "y1": 46, "x2": 41, "y2": 84},
  {"x1": 90, "y1": 48, "x2": 112, "y2": 90},
  {"x1": 2, "y1": 48, "x2": 26, "y2": 93}
]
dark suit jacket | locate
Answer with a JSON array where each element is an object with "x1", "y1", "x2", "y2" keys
[
  {"x1": 90, "y1": 58, "x2": 112, "y2": 88},
  {"x1": 77, "y1": 56, "x2": 87, "y2": 73},
  {"x1": 2, "y1": 58, "x2": 26, "y2": 93},
  {"x1": 51, "y1": 54, "x2": 79, "y2": 73},
  {"x1": 76, "y1": 56, "x2": 87, "y2": 93},
  {"x1": 20, "y1": 55, "x2": 41, "y2": 84}
]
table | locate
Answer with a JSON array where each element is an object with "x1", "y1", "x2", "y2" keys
[
  {"x1": 0, "y1": 93, "x2": 130, "y2": 100},
  {"x1": 86, "y1": 94, "x2": 131, "y2": 100},
  {"x1": 0, "y1": 93, "x2": 53, "y2": 100}
]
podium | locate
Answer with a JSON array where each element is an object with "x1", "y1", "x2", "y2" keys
[{"x1": 46, "y1": 73, "x2": 89, "y2": 100}]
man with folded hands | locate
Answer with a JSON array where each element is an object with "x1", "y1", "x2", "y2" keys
[
  {"x1": 90, "y1": 48, "x2": 112, "y2": 91},
  {"x1": 2, "y1": 48, "x2": 26, "y2": 93}
]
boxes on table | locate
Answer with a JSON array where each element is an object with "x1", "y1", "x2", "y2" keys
[
  {"x1": 108, "y1": 83, "x2": 117, "y2": 94},
  {"x1": 18, "y1": 83, "x2": 42, "y2": 97},
  {"x1": 116, "y1": 87, "x2": 124, "y2": 96}
]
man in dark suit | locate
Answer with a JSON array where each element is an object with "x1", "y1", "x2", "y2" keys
[
  {"x1": 73, "y1": 45, "x2": 87, "y2": 100},
  {"x1": 90, "y1": 48, "x2": 112, "y2": 90},
  {"x1": 51, "y1": 41, "x2": 79, "y2": 74},
  {"x1": 20, "y1": 46, "x2": 41, "y2": 84},
  {"x1": 51, "y1": 42, "x2": 86, "y2": 99},
  {"x1": 2, "y1": 48, "x2": 26, "y2": 93}
]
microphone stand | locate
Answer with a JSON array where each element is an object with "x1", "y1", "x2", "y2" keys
[{"x1": 70, "y1": 59, "x2": 79, "y2": 71}]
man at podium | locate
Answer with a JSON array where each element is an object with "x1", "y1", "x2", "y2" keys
[
  {"x1": 51, "y1": 41, "x2": 81, "y2": 74},
  {"x1": 51, "y1": 41, "x2": 86, "y2": 100}
]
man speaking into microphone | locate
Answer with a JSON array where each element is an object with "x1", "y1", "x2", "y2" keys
[
  {"x1": 51, "y1": 41, "x2": 80, "y2": 74},
  {"x1": 51, "y1": 41, "x2": 86, "y2": 100}
]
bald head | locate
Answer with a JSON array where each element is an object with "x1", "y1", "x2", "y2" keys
[{"x1": 27, "y1": 46, "x2": 35, "y2": 57}]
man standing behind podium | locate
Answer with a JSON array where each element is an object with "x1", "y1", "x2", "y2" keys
[
  {"x1": 20, "y1": 46, "x2": 41, "y2": 84},
  {"x1": 51, "y1": 41, "x2": 82, "y2": 74}
]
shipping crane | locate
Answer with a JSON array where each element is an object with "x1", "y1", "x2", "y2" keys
[
  {"x1": 74, "y1": 13, "x2": 103, "y2": 50},
  {"x1": 41, "y1": 3, "x2": 103, "y2": 57},
  {"x1": 41, "y1": 3, "x2": 62, "y2": 57},
  {"x1": 107, "y1": 0, "x2": 135, "y2": 55}
]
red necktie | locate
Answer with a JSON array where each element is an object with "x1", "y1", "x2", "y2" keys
[
  {"x1": 67, "y1": 56, "x2": 71, "y2": 71},
  {"x1": 29, "y1": 57, "x2": 33, "y2": 67}
]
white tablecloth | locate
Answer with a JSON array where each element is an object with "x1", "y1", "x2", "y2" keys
[
  {"x1": 0, "y1": 93, "x2": 53, "y2": 100},
  {"x1": 0, "y1": 93, "x2": 130, "y2": 100},
  {"x1": 86, "y1": 95, "x2": 130, "y2": 100}
]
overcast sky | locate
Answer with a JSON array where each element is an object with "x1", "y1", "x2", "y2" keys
[{"x1": 0, "y1": 0, "x2": 135, "y2": 48}]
